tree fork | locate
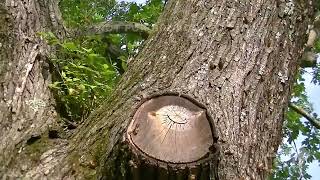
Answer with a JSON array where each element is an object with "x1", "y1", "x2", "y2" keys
[{"x1": 0, "y1": 0, "x2": 316, "y2": 179}]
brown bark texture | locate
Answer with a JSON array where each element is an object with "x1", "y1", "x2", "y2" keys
[
  {"x1": 0, "y1": 0, "x2": 65, "y2": 178},
  {"x1": 0, "y1": 0, "x2": 315, "y2": 180}
]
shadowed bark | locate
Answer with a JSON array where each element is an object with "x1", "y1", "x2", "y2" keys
[{"x1": 0, "y1": 0, "x2": 315, "y2": 179}]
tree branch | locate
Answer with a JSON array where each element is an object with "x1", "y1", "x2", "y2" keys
[
  {"x1": 299, "y1": 14, "x2": 320, "y2": 68},
  {"x1": 289, "y1": 102, "x2": 320, "y2": 129},
  {"x1": 300, "y1": 51, "x2": 317, "y2": 68},
  {"x1": 74, "y1": 21, "x2": 151, "y2": 39}
]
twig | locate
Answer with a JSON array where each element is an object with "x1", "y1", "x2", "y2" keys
[{"x1": 289, "y1": 102, "x2": 320, "y2": 129}]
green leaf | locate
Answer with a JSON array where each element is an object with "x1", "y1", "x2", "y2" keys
[{"x1": 62, "y1": 42, "x2": 78, "y2": 51}]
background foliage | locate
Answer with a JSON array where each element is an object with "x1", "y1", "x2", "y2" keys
[
  {"x1": 52, "y1": 0, "x2": 319, "y2": 178},
  {"x1": 271, "y1": 70, "x2": 320, "y2": 179},
  {"x1": 49, "y1": 0, "x2": 164, "y2": 121}
]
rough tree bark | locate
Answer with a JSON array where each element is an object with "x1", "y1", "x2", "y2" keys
[
  {"x1": 0, "y1": 0, "x2": 315, "y2": 180},
  {"x1": 0, "y1": 0, "x2": 66, "y2": 177}
]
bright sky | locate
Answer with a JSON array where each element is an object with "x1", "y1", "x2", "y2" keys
[
  {"x1": 303, "y1": 68, "x2": 320, "y2": 179},
  {"x1": 117, "y1": 0, "x2": 319, "y2": 178}
]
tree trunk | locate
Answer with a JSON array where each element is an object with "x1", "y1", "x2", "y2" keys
[
  {"x1": 0, "y1": 0, "x2": 315, "y2": 180},
  {"x1": 0, "y1": 0, "x2": 65, "y2": 177}
]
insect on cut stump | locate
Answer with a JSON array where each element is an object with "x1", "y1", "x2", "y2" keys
[{"x1": 126, "y1": 95, "x2": 219, "y2": 179}]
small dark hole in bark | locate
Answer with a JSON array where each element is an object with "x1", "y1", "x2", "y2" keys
[
  {"x1": 71, "y1": 169, "x2": 76, "y2": 175},
  {"x1": 257, "y1": 9, "x2": 261, "y2": 15},
  {"x1": 226, "y1": 26, "x2": 234, "y2": 31},
  {"x1": 218, "y1": 61, "x2": 224, "y2": 70},
  {"x1": 25, "y1": 38, "x2": 31, "y2": 43},
  {"x1": 243, "y1": 17, "x2": 248, "y2": 24},
  {"x1": 209, "y1": 145, "x2": 217, "y2": 152},
  {"x1": 213, "y1": 136, "x2": 219, "y2": 142},
  {"x1": 26, "y1": 135, "x2": 41, "y2": 145},
  {"x1": 209, "y1": 63, "x2": 216, "y2": 70},
  {"x1": 48, "y1": 130, "x2": 60, "y2": 139},
  {"x1": 67, "y1": 123, "x2": 77, "y2": 129},
  {"x1": 225, "y1": 151, "x2": 233, "y2": 156},
  {"x1": 10, "y1": 107, "x2": 15, "y2": 114}
]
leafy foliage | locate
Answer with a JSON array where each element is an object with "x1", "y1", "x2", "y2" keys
[
  {"x1": 271, "y1": 57, "x2": 320, "y2": 178},
  {"x1": 109, "y1": 0, "x2": 164, "y2": 25},
  {"x1": 59, "y1": 0, "x2": 116, "y2": 27},
  {"x1": 106, "y1": 0, "x2": 165, "y2": 61},
  {"x1": 48, "y1": 0, "x2": 164, "y2": 121},
  {"x1": 39, "y1": 32, "x2": 119, "y2": 121}
]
